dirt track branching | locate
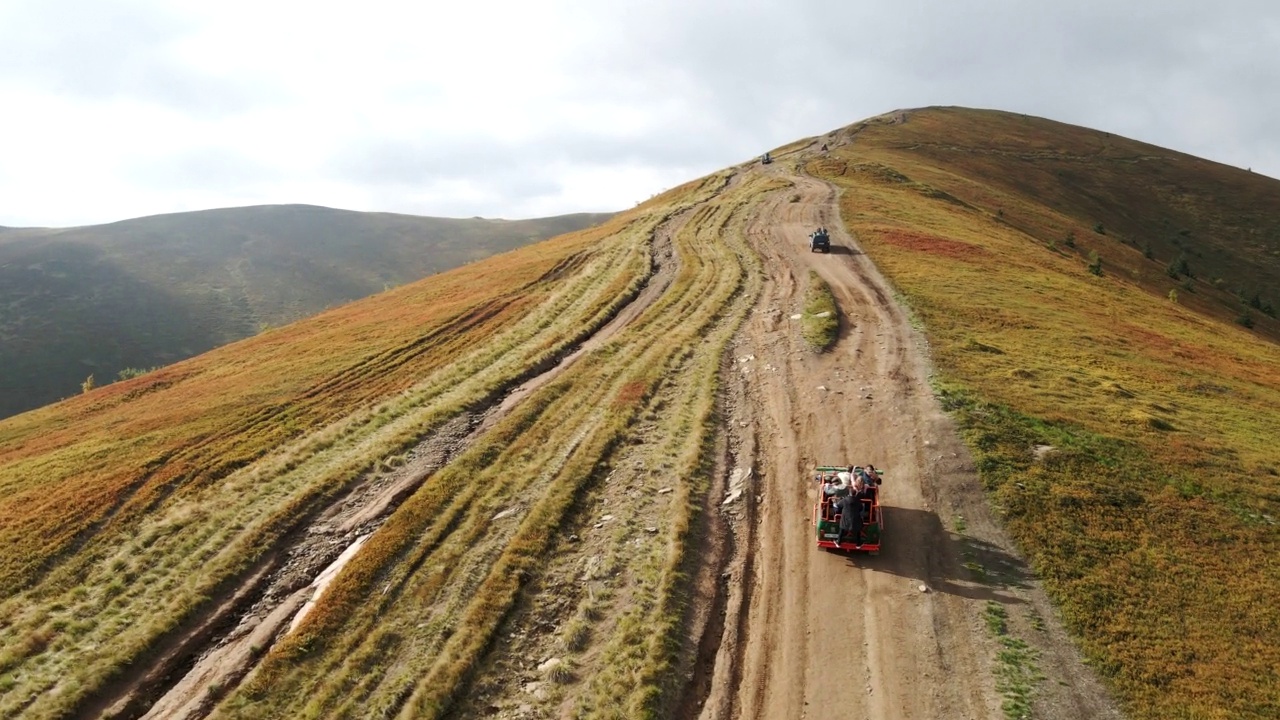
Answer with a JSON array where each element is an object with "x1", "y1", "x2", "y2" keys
[{"x1": 199, "y1": 171, "x2": 775, "y2": 718}]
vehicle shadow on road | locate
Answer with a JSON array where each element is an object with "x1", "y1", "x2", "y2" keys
[
  {"x1": 832, "y1": 506, "x2": 1034, "y2": 605},
  {"x1": 826, "y1": 245, "x2": 861, "y2": 256}
]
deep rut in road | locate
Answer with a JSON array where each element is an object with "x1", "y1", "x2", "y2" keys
[{"x1": 107, "y1": 202, "x2": 696, "y2": 720}]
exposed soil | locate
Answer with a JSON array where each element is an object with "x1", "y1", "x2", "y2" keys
[
  {"x1": 692, "y1": 147, "x2": 1122, "y2": 719},
  {"x1": 118, "y1": 204, "x2": 689, "y2": 720},
  {"x1": 119, "y1": 144, "x2": 1121, "y2": 720}
]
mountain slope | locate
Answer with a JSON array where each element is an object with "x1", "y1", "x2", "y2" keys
[
  {"x1": 807, "y1": 106, "x2": 1280, "y2": 719},
  {"x1": 0, "y1": 108, "x2": 1277, "y2": 720},
  {"x1": 0, "y1": 205, "x2": 610, "y2": 418},
  {"x1": 835, "y1": 107, "x2": 1280, "y2": 336}
]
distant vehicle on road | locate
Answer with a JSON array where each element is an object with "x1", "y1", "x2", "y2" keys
[{"x1": 809, "y1": 227, "x2": 831, "y2": 253}]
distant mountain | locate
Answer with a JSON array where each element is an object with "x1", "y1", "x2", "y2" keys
[{"x1": 0, "y1": 205, "x2": 610, "y2": 418}]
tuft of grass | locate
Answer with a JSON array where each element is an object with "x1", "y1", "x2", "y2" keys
[
  {"x1": 544, "y1": 657, "x2": 576, "y2": 684},
  {"x1": 800, "y1": 271, "x2": 839, "y2": 350},
  {"x1": 560, "y1": 617, "x2": 591, "y2": 653}
]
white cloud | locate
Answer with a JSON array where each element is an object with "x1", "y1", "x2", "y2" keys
[{"x1": 1, "y1": 0, "x2": 1277, "y2": 226}]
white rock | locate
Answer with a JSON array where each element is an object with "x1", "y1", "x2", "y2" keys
[
  {"x1": 919, "y1": 584, "x2": 929, "y2": 593},
  {"x1": 601, "y1": 514, "x2": 614, "y2": 522},
  {"x1": 657, "y1": 487, "x2": 673, "y2": 494},
  {"x1": 538, "y1": 657, "x2": 562, "y2": 673},
  {"x1": 790, "y1": 313, "x2": 803, "y2": 320},
  {"x1": 813, "y1": 311, "x2": 832, "y2": 318},
  {"x1": 817, "y1": 385, "x2": 828, "y2": 391}
]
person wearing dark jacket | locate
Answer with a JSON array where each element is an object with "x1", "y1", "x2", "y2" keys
[{"x1": 837, "y1": 492, "x2": 862, "y2": 546}]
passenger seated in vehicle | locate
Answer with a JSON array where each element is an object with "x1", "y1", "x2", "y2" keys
[
  {"x1": 864, "y1": 464, "x2": 881, "y2": 486},
  {"x1": 821, "y1": 473, "x2": 847, "y2": 521},
  {"x1": 823, "y1": 472, "x2": 849, "y2": 499},
  {"x1": 851, "y1": 474, "x2": 876, "y2": 523}
]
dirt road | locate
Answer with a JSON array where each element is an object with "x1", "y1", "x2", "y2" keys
[
  {"x1": 697, "y1": 152, "x2": 1121, "y2": 720},
  {"x1": 119, "y1": 145, "x2": 1120, "y2": 720}
]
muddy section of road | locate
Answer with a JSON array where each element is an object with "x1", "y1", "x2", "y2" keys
[
  {"x1": 117, "y1": 205, "x2": 693, "y2": 720},
  {"x1": 694, "y1": 152, "x2": 1122, "y2": 719}
]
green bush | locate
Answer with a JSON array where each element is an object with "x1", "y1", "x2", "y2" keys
[{"x1": 116, "y1": 366, "x2": 159, "y2": 382}]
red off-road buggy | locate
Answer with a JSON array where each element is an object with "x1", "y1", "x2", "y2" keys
[{"x1": 813, "y1": 464, "x2": 883, "y2": 554}]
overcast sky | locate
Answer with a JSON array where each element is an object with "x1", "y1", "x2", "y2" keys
[{"x1": 2, "y1": 0, "x2": 1277, "y2": 227}]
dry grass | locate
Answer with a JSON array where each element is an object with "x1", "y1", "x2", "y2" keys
[
  {"x1": 0, "y1": 176, "x2": 720, "y2": 718},
  {"x1": 197, "y1": 171, "x2": 769, "y2": 718},
  {"x1": 814, "y1": 106, "x2": 1280, "y2": 719}
]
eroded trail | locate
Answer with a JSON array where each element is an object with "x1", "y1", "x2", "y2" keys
[
  {"x1": 127, "y1": 198, "x2": 696, "y2": 720},
  {"x1": 125, "y1": 149, "x2": 1114, "y2": 720},
  {"x1": 702, "y1": 157, "x2": 1006, "y2": 719}
]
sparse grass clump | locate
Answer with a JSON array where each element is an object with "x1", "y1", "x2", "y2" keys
[
  {"x1": 800, "y1": 271, "x2": 839, "y2": 350},
  {"x1": 560, "y1": 617, "x2": 591, "y2": 652},
  {"x1": 984, "y1": 602, "x2": 1042, "y2": 719}
]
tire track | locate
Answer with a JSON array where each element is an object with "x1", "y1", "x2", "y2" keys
[
  {"x1": 105, "y1": 204, "x2": 694, "y2": 720},
  {"x1": 699, "y1": 155, "x2": 1003, "y2": 720}
]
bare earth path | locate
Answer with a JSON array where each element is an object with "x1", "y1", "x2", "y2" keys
[
  {"x1": 126, "y1": 148, "x2": 1120, "y2": 720},
  {"x1": 698, "y1": 152, "x2": 1121, "y2": 720}
]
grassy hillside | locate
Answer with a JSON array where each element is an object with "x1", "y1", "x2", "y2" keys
[
  {"x1": 0, "y1": 171, "x2": 757, "y2": 718},
  {"x1": 0, "y1": 205, "x2": 610, "y2": 418},
  {"x1": 3, "y1": 107, "x2": 1278, "y2": 720},
  {"x1": 813, "y1": 107, "x2": 1280, "y2": 719}
]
